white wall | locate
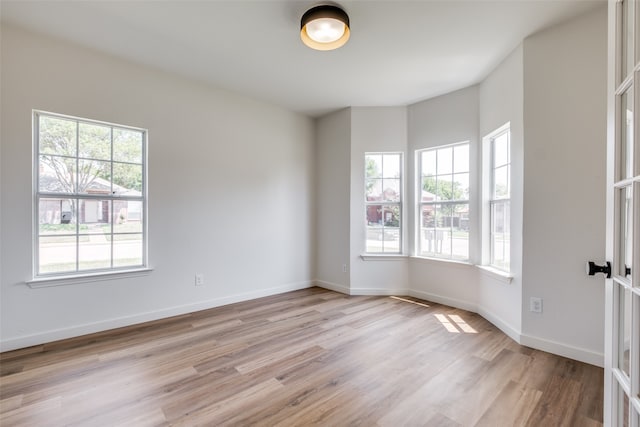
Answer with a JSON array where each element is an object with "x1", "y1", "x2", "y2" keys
[
  {"x1": 521, "y1": 6, "x2": 607, "y2": 363},
  {"x1": 408, "y1": 87, "x2": 480, "y2": 308},
  {"x1": 349, "y1": 107, "x2": 409, "y2": 294},
  {"x1": 0, "y1": 25, "x2": 315, "y2": 351},
  {"x1": 477, "y1": 45, "x2": 524, "y2": 337},
  {"x1": 315, "y1": 109, "x2": 351, "y2": 293}
]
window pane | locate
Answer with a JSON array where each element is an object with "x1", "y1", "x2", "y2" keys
[
  {"x1": 79, "y1": 199, "x2": 111, "y2": 234},
  {"x1": 366, "y1": 178, "x2": 383, "y2": 201},
  {"x1": 435, "y1": 205, "x2": 451, "y2": 257},
  {"x1": 621, "y1": 88, "x2": 634, "y2": 179},
  {"x1": 79, "y1": 234, "x2": 111, "y2": 271},
  {"x1": 437, "y1": 147, "x2": 452, "y2": 175},
  {"x1": 79, "y1": 122, "x2": 111, "y2": 161},
  {"x1": 422, "y1": 150, "x2": 436, "y2": 177},
  {"x1": 112, "y1": 162, "x2": 143, "y2": 194},
  {"x1": 491, "y1": 200, "x2": 511, "y2": 271},
  {"x1": 420, "y1": 204, "x2": 436, "y2": 229},
  {"x1": 383, "y1": 228, "x2": 400, "y2": 253},
  {"x1": 113, "y1": 201, "x2": 143, "y2": 234},
  {"x1": 437, "y1": 174, "x2": 453, "y2": 200},
  {"x1": 366, "y1": 226, "x2": 383, "y2": 253},
  {"x1": 451, "y1": 226, "x2": 469, "y2": 259},
  {"x1": 39, "y1": 115, "x2": 76, "y2": 157},
  {"x1": 382, "y1": 205, "x2": 400, "y2": 228},
  {"x1": 421, "y1": 176, "x2": 437, "y2": 202},
  {"x1": 113, "y1": 234, "x2": 143, "y2": 267},
  {"x1": 39, "y1": 235, "x2": 77, "y2": 274},
  {"x1": 365, "y1": 204, "x2": 400, "y2": 254},
  {"x1": 383, "y1": 154, "x2": 401, "y2": 178},
  {"x1": 39, "y1": 155, "x2": 76, "y2": 193},
  {"x1": 367, "y1": 204, "x2": 382, "y2": 226},
  {"x1": 382, "y1": 178, "x2": 400, "y2": 202},
  {"x1": 622, "y1": 0, "x2": 634, "y2": 81},
  {"x1": 494, "y1": 165, "x2": 509, "y2": 198},
  {"x1": 453, "y1": 173, "x2": 469, "y2": 201},
  {"x1": 78, "y1": 159, "x2": 111, "y2": 195},
  {"x1": 449, "y1": 203, "x2": 469, "y2": 260},
  {"x1": 453, "y1": 144, "x2": 469, "y2": 173},
  {"x1": 419, "y1": 203, "x2": 467, "y2": 260},
  {"x1": 619, "y1": 186, "x2": 633, "y2": 279},
  {"x1": 617, "y1": 382, "x2": 630, "y2": 427},
  {"x1": 618, "y1": 285, "x2": 632, "y2": 378},
  {"x1": 39, "y1": 198, "x2": 76, "y2": 235},
  {"x1": 419, "y1": 204, "x2": 436, "y2": 255},
  {"x1": 493, "y1": 132, "x2": 509, "y2": 167},
  {"x1": 365, "y1": 154, "x2": 382, "y2": 179},
  {"x1": 113, "y1": 128, "x2": 143, "y2": 164},
  {"x1": 420, "y1": 204, "x2": 444, "y2": 255}
]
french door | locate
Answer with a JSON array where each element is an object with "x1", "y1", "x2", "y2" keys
[{"x1": 607, "y1": 1, "x2": 640, "y2": 425}]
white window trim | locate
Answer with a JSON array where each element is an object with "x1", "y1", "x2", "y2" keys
[
  {"x1": 360, "y1": 254, "x2": 408, "y2": 261},
  {"x1": 476, "y1": 265, "x2": 513, "y2": 284},
  {"x1": 416, "y1": 141, "x2": 471, "y2": 261},
  {"x1": 482, "y1": 122, "x2": 511, "y2": 273},
  {"x1": 32, "y1": 110, "x2": 149, "y2": 280},
  {"x1": 364, "y1": 152, "x2": 404, "y2": 255},
  {"x1": 26, "y1": 267, "x2": 154, "y2": 288}
]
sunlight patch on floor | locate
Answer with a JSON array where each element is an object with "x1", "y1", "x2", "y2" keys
[{"x1": 434, "y1": 313, "x2": 477, "y2": 334}]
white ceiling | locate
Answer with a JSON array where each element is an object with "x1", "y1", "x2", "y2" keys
[{"x1": 1, "y1": 0, "x2": 604, "y2": 117}]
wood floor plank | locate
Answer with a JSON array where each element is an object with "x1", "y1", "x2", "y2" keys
[
  {"x1": 474, "y1": 380, "x2": 543, "y2": 427},
  {"x1": 0, "y1": 287, "x2": 603, "y2": 426},
  {"x1": 525, "y1": 374, "x2": 584, "y2": 426}
]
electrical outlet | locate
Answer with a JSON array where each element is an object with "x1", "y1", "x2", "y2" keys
[
  {"x1": 195, "y1": 273, "x2": 204, "y2": 286},
  {"x1": 342, "y1": 264, "x2": 347, "y2": 273},
  {"x1": 530, "y1": 297, "x2": 543, "y2": 313}
]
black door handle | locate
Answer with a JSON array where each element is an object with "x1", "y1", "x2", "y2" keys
[{"x1": 587, "y1": 261, "x2": 611, "y2": 278}]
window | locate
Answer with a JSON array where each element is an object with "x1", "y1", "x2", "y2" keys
[
  {"x1": 365, "y1": 153, "x2": 402, "y2": 253},
  {"x1": 417, "y1": 143, "x2": 469, "y2": 260},
  {"x1": 34, "y1": 111, "x2": 147, "y2": 277},
  {"x1": 489, "y1": 126, "x2": 510, "y2": 271}
]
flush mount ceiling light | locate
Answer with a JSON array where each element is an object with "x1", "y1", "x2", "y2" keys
[{"x1": 300, "y1": 5, "x2": 350, "y2": 51}]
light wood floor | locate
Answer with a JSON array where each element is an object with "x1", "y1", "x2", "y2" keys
[{"x1": 0, "y1": 287, "x2": 603, "y2": 426}]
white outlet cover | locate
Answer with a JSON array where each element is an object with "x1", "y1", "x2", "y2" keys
[
  {"x1": 195, "y1": 274, "x2": 204, "y2": 286},
  {"x1": 530, "y1": 297, "x2": 542, "y2": 313}
]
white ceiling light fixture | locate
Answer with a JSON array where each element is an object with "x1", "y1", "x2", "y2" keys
[{"x1": 300, "y1": 5, "x2": 350, "y2": 51}]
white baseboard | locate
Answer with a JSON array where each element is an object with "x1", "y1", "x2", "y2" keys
[
  {"x1": 520, "y1": 333, "x2": 604, "y2": 368},
  {"x1": 408, "y1": 289, "x2": 478, "y2": 313},
  {"x1": 476, "y1": 307, "x2": 522, "y2": 344},
  {"x1": 406, "y1": 289, "x2": 602, "y2": 367},
  {"x1": 314, "y1": 280, "x2": 409, "y2": 296},
  {"x1": 2, "y1": 279, "x2": 605, "y2": 368},
  {"x1": 350, "y1": 287, "x2": 410, "y2": 296},
  {"x1": 314, "y1": 280, "x2": 350, "y2": 295},
  {"x1": 0, "y1": 280, "x2": 313, "y2": 353}
]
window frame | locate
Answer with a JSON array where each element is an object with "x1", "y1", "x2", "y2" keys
[
  {"x1": 364, "y1": 152, "x2": 403, "y2": 254},
  {"x1": 416, "y1": 141, "x2": 470, "y2": 261},
  {"x1": 488, "y1": 124, "x2": 511, "y2": 272},
  {"x1": 32, "y1": 110, "x2": 148, "y2": 279}
]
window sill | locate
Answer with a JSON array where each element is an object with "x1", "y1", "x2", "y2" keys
[
  {"x1": 360, "y1": 254, "x2": 408, "y2": 261},
  {"x1": 26, "y1": 268, "x2": 153, "y2": 288},
  {"x1": 476, "y1": 265, "x2": 513, "y2": 284}
]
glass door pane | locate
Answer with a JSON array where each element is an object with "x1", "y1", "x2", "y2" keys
[
  {"x1": 618, "y1": 382, "x2": 630, "y2": 426},
  {"x1": 622, "y1": 0, "x2": 635, "y2": 82},
  {"x1": 619, "y1": 285, "x2": 632, "y2": 378},
  {"x1": 619, "y1": 186, "x2": 633, "y2": 280},
  {"x1": 621, "y1": 87, "x2": 634, "y2": 180}
]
